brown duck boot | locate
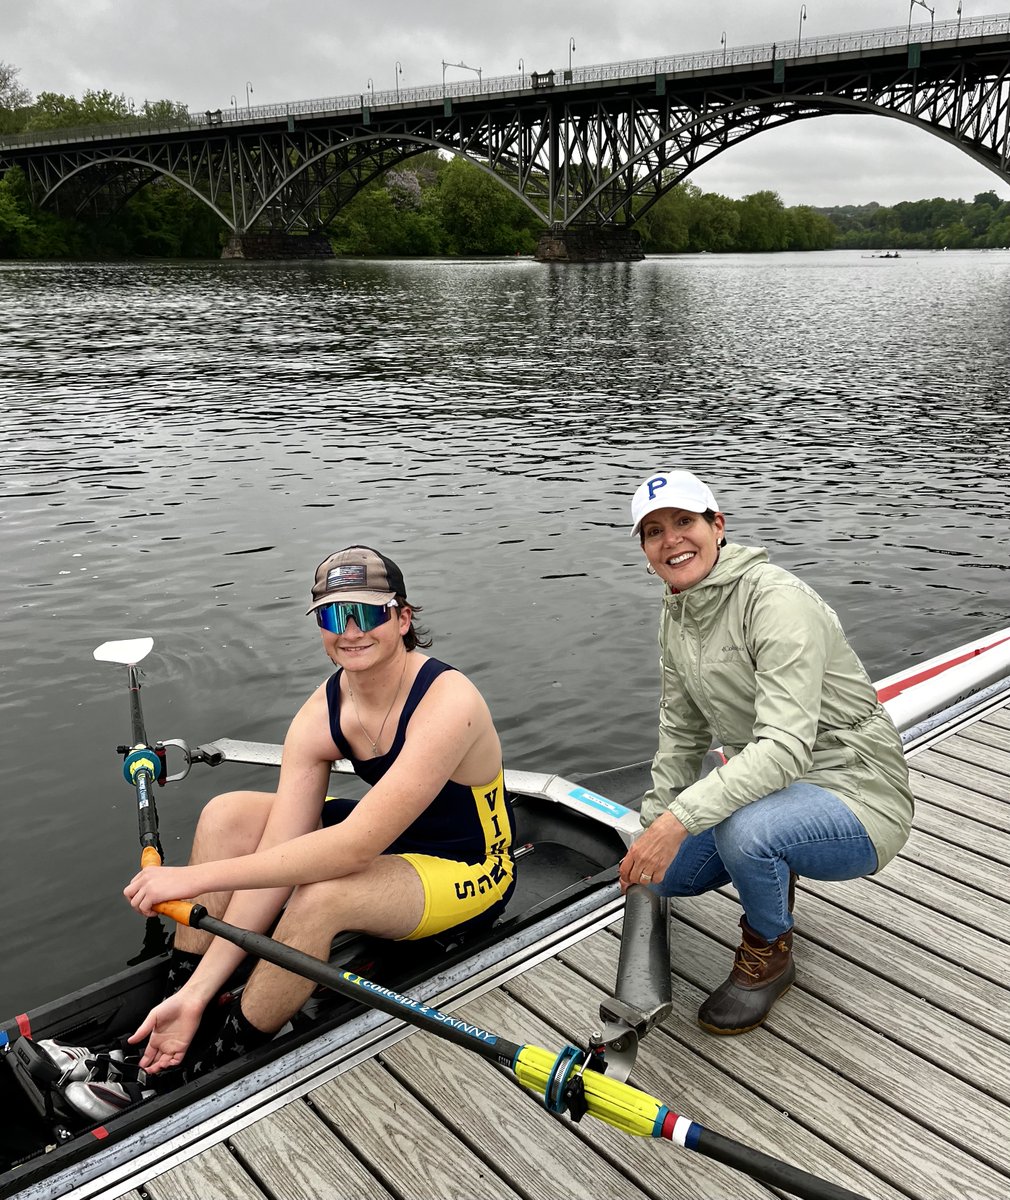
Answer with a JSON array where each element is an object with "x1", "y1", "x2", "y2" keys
[{"x1": 697, "y1": 918, "x2": 796, "y2": 1036}]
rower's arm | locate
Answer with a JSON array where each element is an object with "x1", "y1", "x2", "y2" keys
[
  {"x1": 188, "y1": 671, "x2": 493, "y2": 893},
  {"x1": 178, "y1": 685, "x2": 337, "y2": 1001}
]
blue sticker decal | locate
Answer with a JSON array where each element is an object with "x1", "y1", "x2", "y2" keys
[
  {"x1": 566, "y1": 787, "x2": 631, "y2": 819},
  {"x1": 0, "y1": 1031, "x2": 8, "y2": 1049}
]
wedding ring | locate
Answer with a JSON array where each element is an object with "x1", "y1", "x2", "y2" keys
[{"x1": 640, "y1": 872, "x2": 652, "y2": 883}]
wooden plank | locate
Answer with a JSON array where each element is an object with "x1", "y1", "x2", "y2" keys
[
  {"x1": 863, "y1": 852, "x2": 1010, "y2": 942},
  {"x1": 985, "y1": 707, "x2": 1010, "y2": 730},
  {"x1": 910, "y1": 795, "x2": 1010, "y2": 865},
  {"x1": 956, "y1": 720, "x2": 1010, "y2": 753},
  {"x1": 930, "y1": 734, "x2": 1010, "y2": 778},
  {"x1": 722, "y1": 874, "x2": 1009, "y2": 1030},
  {"x1": 310, "y1": 1056, "x2": 525, "y2": 1199},
  {"x1": 910, "y1": 769, "x2": 1010, "y2": 834},
  {"x1": 381, "y1": 1008, "x2": 665, "y2": 1200},
  {"x1": 797, "y1": 872, "x2": 1007, "y2": 989},
  {"x1": 900, "y1": 826, "x2": 1010, "y2": 903},
  {"x1": 677, "y1": 889, "x2": 1010, "y2": 1105},
  {"x1": 507, "y1": 940, "x2": 907, "y2": 1200},
  {"x1": 909, "y1": 750, "x2": 1010, "y2": 805},
  {"x1": 654, "y1": 900, "x2": 1010, "y2": 1176},
  {"x1": 145, "y1": 1141, "x2": 267, "y2": 1200},
  {"x1": 227, "y1": 1097, "x2": 394, "y2": 1199}
]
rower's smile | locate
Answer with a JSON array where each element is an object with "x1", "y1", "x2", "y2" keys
[
  {"x1": 641, "y1": 507, "x2": 725, "y2": 590},
  {"x1": 320, "y1": 603, "x2": 412, "y2": 669}
]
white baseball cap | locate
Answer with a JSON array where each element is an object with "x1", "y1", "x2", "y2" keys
[{"x1": 630, "y1": 470, "x2": 719, "y2": 536}]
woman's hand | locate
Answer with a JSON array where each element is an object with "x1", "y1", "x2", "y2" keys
[
  {"x1": 124, "y1": 864, "x2": 203, "y2": 916},
  {"x1": 619, "y1": 811, "x2": 688, "y2": 893}
]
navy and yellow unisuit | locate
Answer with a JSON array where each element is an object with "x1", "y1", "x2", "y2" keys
[{"x1": 323, "y1": 658, "x2": 516, "y2": 940}]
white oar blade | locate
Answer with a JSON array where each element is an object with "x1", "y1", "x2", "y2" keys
[{"x1": 93, "y1": 636, "x2": 155, "y2": 666}]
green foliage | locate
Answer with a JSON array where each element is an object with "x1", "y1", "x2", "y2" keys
[
  {"x1": 639, "y1": 183, "x2": 835, "y2": 253},
  {"x1": 27, "y1": 89, "x2": 131, "y2": 130},
  {"x1": 819, "y1": 194, "x2": 1010, "y2": 249},
  {"x1": 0, "y1": 167, "x2": 82, "y2": 257},
  {"x1": 139, "y1": 99, "x2": 190, "y2": 125},
  {"x1": 434, "y1": 156, "x2": 540, "y2": 255},
  {"x1": 25, "y1": 88, "x2": 189, "y2": 132},
  {"x1": 325, "y1": 153, "x2": 539, "y2": 258}
]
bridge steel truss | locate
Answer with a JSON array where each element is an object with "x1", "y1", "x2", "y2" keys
[{"x1": 3, "y1": 31, "x2": 1010, "y2": 234}]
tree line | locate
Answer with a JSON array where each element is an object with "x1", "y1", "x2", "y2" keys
[
  {"x1": 819, "y1": 194, "x2": 1010, "y2": 249},
  {"x1": 2, "y1": 61, "x2": 1009, "y2": 259}
]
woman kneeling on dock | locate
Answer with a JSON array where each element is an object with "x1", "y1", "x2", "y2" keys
[{"x1": 619, "y1": 470, "x2": 913, "y2": 1036}]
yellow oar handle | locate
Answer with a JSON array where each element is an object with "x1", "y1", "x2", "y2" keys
[
  {"x1": 514, "y1": 1044, "x2": 668, "y2": 1138},
  {"x1": 140, "y1": 846, "x2": 162, "y2": 868}
]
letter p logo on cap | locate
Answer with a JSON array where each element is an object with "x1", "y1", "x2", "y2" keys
[{"x1": 646, "y1": 475, "x2": 667, "y2": 501}]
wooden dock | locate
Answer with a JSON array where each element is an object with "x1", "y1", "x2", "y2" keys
[{"x1": 131, "y1": 698, "x2": 1010, "y2": 1200}]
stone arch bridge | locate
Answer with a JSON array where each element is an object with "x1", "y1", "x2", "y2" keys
[{"x1": 1, "y1": 13, "x2": 1008, "y2": 260}]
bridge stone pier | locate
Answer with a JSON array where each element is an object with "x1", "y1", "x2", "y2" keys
[
  {"x1": 221, "y1": 232, "x2": 333, "y2": 259},
  {"x1": 535, "y1": 224, "x2": 644, "y2": 262},
  {"x1": 1, "y1": 14, "x2": 1009, "y2": 262}
]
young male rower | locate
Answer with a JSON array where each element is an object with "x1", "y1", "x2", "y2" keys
[{"x1": 110, "y1": 546, "x2": 515, "y2": 1088}]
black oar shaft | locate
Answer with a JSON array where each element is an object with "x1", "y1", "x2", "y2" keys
[
  {"x1": 127, "y1": 663, "x2": 148, "y2": 747},
  {"x1": 155, "y1": 903, "x2": 870, "y2": 1200},
  {"x1": 188, "y1": 906, "x2": 523, "y2": 1067},
  {"x1": 697, "y1": 1129, "x2": 871, "y2": 1200},
  {"x1": 134, "y1": 769, "x2": 160, "y2": 860}
]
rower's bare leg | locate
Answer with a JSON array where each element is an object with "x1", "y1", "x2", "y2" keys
[
  {"x1": 174, "y1": 790, "x2": 274, "y2": 954},
  {"x1": 240, "y1": 856, "x2": 425, "y2": 1034}
]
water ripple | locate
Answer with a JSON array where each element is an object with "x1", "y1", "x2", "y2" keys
[{"x1": 2, "y1": 250, "x2": 1009, "y2": 1009}]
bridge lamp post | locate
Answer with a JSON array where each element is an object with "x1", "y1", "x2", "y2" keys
[
  {"x1": 367, "y1": 77, "x2": 374, "y2": 104},
  {"x1": 569, "y1": 37, "x2": 576, "y2": 76},
  {"x1": 230, "y1": 94, "x2": 237, "y2": 119},
  {"x1": 796, "y1": 4, "x2": 806, "y2": 57},
  {"x1": 245, "y1": 81, "x2": 253, "y2": 114},
  {"x1": 441, "y1": 59, "x2": 482, "y2": 95},
  {"x1": 907, "y1": 0, "x2": 935, "y2": 41},
  {"x1": 518, "y1": 57, "x2": 524, "y2": 88},
  {"x1": 395, "y1": 61, "x2": 402, "y2": 101},
  {"x1": 720, "y1": 31, "x2": 727, "y2": 65},
  {"x1": 956, "y1": 0, "x2": 962, "y2": 41}
]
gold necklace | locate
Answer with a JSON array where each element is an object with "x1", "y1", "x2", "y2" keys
[{"x1": 346, "y1": 652, "x2": 408, "y2": 757}]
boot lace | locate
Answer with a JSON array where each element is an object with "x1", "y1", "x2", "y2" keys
[{"x1": 734, "y1": 938, "x2": 780, "y2": 980}]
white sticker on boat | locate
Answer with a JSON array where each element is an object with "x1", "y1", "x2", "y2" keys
[{"x1": 566, "y1": 786, "x2": 631, "y2": 819}]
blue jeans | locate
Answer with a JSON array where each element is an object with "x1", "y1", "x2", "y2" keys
[{"x1": 655, "y1": 783, "x2": 878, "y2": 941}]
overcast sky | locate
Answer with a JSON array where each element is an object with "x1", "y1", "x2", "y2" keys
[{"x1": 5, "y1": 0, "x2": 1009, "y2": 207}]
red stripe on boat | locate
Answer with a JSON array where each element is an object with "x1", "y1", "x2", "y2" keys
[
  {"x1": 91, "y1": 1127, "x2": 109, "y2": 1140},
  {"x1": 16, "y1": 1013, "x2": 31, "y2": 1038},
  {"x1": 877, "y1": 635, "x2": 1010, "y2": 701}
]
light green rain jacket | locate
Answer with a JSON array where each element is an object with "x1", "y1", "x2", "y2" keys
[{"x1": 640, "y1": 543, "x2": 914, "y2": 871}]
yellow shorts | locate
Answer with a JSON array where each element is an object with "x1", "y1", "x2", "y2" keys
[{"x1": 396, "y1": 851, "x2": 515, "y2": 941}]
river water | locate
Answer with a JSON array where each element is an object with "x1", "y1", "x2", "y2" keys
[{"x1": 2, "y1": 249, "x2": 1008, "y2": 1014}]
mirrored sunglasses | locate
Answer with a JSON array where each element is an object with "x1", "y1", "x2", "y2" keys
[{"x1": 314, "y1": 600, "x2": 397, "y2": 635}]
